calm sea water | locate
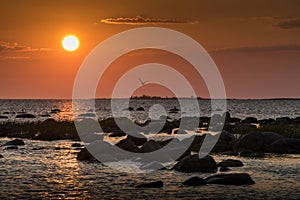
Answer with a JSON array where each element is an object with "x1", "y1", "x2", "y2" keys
[
  {"x1": 0, "y1": 99, "x2": 300, "y2": 122},
  {"x1": 0, "y1": 99, "x2": 300, "y2": 199}
]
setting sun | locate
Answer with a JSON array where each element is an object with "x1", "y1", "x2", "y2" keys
[{"x1": 62, "y1": 35, "x2": 79, "y2": 51}]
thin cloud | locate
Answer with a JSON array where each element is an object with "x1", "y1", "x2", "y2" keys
[
  {"x1": 100, "y1": 15, "x2": 198, "y2": 25},
  {"x1": 210, "y1": 44, "x2": 300, "y2": 53},
  {"x1": 0, "y1": 41, "x2": 59, "y2": 53},
  {"x1": 273, "y1": 18, "x2": 300, "y2": 29}
]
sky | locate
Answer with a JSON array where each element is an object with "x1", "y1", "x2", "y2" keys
[{"x1": 0, "y1": 0, "x2": 299, "y2": 99}]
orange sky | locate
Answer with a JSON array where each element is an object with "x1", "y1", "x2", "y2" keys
[{"x1": 0, "y1": 0, "x2": 300, "y2": 99}]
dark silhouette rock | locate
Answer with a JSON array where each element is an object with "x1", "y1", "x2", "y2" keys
[
  {"x1": 115, "y1": 138, "x2": 140, "y2": 152},
  {"x1": 4, "y1": 139, "x2": 25, "y2": 146},
  {"x1": 220, "y1": 166, "x2": 231, "y2": 172},
  {"x1": 5, "y1": 146, "x2": 18, "y2": 150},
  {"x1": 135, "y1": 181, "x2": 163, "y2": 188},
  {"x1": 0, "y1": 115, "x2": 8, "y2": 119},
  {"x1": 274, "y1": 117, "x2": 291, "y2": 125},
  {"x1": 71, "y1": 143, "x2": 83, "y2": 147},
  {"x1": 206, "y1": 173, "x2": 255, "y2": 185},
  {"x1": 173, "y1": 155, "x2": 218, "y2": 173},
  {"x1": 261, "y1": 132, "x2": 284, "y2": 145},
  {"x1": 218, "y1": 159, "x2": 244, "y2": 167},
  {"x1": 239, "y1": 150, "x2": 265, "y2": 158},
  {"x1": 126, "y1": 132, "x2": 148, "y2": 146},
  {"x1": 77, "y1": 147, "x2": 95, "y2": 161},
  {"x1": 212, "y1": 130, "x2": 236, "y2": 153},
  {"x1": 33, "y1": 130, "x2": 64, "y2": 141},
  {"x1": 141, "y1": 140, "x2": 162, "y2": 153},
  {"x1": 136, "y1": 107, "x2": 145, "y2": 111},
  {"x1": 242, "y1": 117, "x2": 258, "y2": 124},
  {"x1": 108, "y1": 132, "x2": 127, "y2": 137},
  {"x1": 0, "y1": 154, "x2": 3, "y2": 158},
  {"x1": 221, "y1": 151, "x2": 238, "y2": 156},
  {"x1": 182, "y1": 176, "x2": 207, "y2": 186},
  {"x1": 140, "y1": 161, "x2": 166, "y2": 170},
  {"x1": 268, "y1": 138, "x2": 300, "y2": 154},
  {"x1": 15, "y1": 114, "x2": 36, "y2": 118},
  {"x1": 51, "y1": 108, "x2": 61, "y2": 113}
]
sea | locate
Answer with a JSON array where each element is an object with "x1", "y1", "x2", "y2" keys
[{"x1": 0, "y1": 99, "x2": 300, "y2": 199}]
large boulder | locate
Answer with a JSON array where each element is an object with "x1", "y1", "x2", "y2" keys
[
  {"x1": 173, "y1": 155, "x2": 218, "y2": 173},
  {"x1": 182, "y1": 176, "x2": 207, "y2": 186},
  {"x1": 135, "y1": 181, "x2": 163, "y2": 188},
  {"x1": 212, "y1": 131, "x2": 235, "y2": 153},
  {"x1": 242, "y1": 117, "x2": 258, "y2": 124},
  {"x1": 77, "y1": 147, "x2": 95, "y2": 161},
  {"x1": 206, "y1": 173, "x2": 255, "y2": 185},
  {"x1": 267, "y1": 138, "x2": 300, "y2": 154},
  {"x1": 4, "y1": 139, "x2": 25, "y2": 146}
]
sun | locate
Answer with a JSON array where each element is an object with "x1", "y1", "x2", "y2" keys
[{"x1": 62, "y1": 35, "x2": 79, "y2": 51}]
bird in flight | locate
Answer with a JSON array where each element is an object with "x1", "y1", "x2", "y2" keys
[{"x1": 139, "y1": 78, "x2": 149, "y2": 86}]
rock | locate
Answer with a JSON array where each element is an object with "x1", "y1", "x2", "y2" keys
[
  {"x1": 218, "y1": 159, "x2": 244, "y2": 167},
  {"x1": 173, "y1": 155, "x2": 218, "y2": 173},
  {"x1": 268, "y1": 138, "x2": 300, "y2": 154},
  {"x1": 231, "y1": 124, "x2": 257, "y2": 135},
  {"x1": 51, "y1": 108, "x2": 61, "y2": 113},
  {"x1": 108, "y1": 132, "x2": 127, "y2": 137},
  {"x1": 220, "y1": 166, "x2": 231, "y2": 172},
  {"x1": 33, "y1": 130, "x2": 64, "y2": 141},
  {"x1": 261, "y1": 132, "x2": 284, "y2": 145},
  {"x1": 235, "y1": 132, "x2": 264, "y2": 152},
  {"x1": 77, "y1": 147, "x2": 95, "y2": 161},
  {"x1": 230, "y1": 117, "x2": 242, "y2": 123},
  {"x1": 140, "y1": 161, "x2": 166, "y2": 170},
  {"x1": 135, "y1": 181, "x2": 163, "y2": 188},
  {"x1": 4, "y1": 139, "x2": 25, "y2": 146},
  {"x1": 5, "y1": 146, "x2": 18, "y2": 150},
  {"x1": 141, "y1": 140, "x2": 162, "y2": 153},
  {"x1": 15, "y1": 114, "x2": 36, "y2": 118},
  {"x1": 0, "y1": 154, "x2": 3, "y2": 158},
  {"x1": 274, "y1": 117, "x2": 291, "y2": 125},
  {"x1": 206, "y1": 173, "x2": 255, "y2": 185},
  {"x1": 212, "y1": 130, "x2": 236, "y2": 153},
  {"x1": 71, "y1": 143, "x2": 83, "y2": 147},
  {"x1": 182, "y1": 176, "x2": 207, "y2": 186},
  {"x1": 126, "y1": 132, "x2": 148, "y2": 146},
  {"x1": 136, "y1": 107, "x2": 145, "y2": 111},
  {"x1": 242, "y1": 117, "x2": 258, "y2": 124},
  {"x1": 115, "y1": 138, "x2": 140, "y2": 152},
  {"x1": 221, "y1": 151, "x2": 238, "y2": 156},
  {"x1": 0, "y1": 115, "x2": 8, "y2": 119},
  {"x1": 181, "y1": 135, "x2": 205, "y2": 152}
]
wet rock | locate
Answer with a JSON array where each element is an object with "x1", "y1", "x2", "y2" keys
[
  {"x1": 173, "y1": 155, "x2": 218, "y2": 173},
  {"x1": 218, "y1": 159, "x2": 244, "y2": 167},
  {"x1": 206, "y1": 173, "x2": 255, "y2": 185},
  {"x1": 135, "y1": 180, "x2": 163, "y2": 188},
  {"x1": 107, "y1": 132, "x2": 127, "y2": 137},
  {"x1": 33, "y1": 130, "x2": 64, "y2": 141},
  {"x1": 15, "y1": 114, "x2": 36, "y2": 118},
  {"x1": 182, "y1": 176, "x2": 207, "y2": 186},
  {"x1": 71, "y1": 143, "x2": 83, "y2": 147},
  {"x1": 0, "y1": 115, "x2": 8, "y2": 119},
  {"x1": 4, "y1": 139, "x2": 25, "y2": 146},
  {"x1": 140, "y1": 161, "x2": 166, "y2": 170},
  {"x1": 5, "y1": 146, "x2": 18, "y2": 150},
  {"x1": 0, "y1": 154, "x2": 3, "y2": 158},
  {"x1": 212, "y1": 130, "x2": 236, "y2": 153}
]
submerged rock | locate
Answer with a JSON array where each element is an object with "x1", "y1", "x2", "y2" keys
[
  {"x1": 15, "y1": 114, "x2": 36, "y2": 118},
  {"x1": 173, "y1": 155, "x2": 218, "y2": 173},
  {"x1": 135, "y1": 180, "x2": 163, "y2": 188},
  {"x1": 4, "y1": 139, "x2": 25, "y2": 146},
  {"x1": 218, "y1": 159, "x2": 244, "y2": 167},
  {"x1": 206, "y1": 173, "x2": 255, "y2": 185},
  {"x1": 182, "y1": 176, "x2": 207, "y2": 186}
]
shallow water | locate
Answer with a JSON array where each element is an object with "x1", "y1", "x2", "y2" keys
[{"x1": 0, "y1": 138, "x2": 299, "y2": 199}]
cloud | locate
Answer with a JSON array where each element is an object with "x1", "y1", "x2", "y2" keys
[
  {"x1": 210, "y1": 44, "x2": 300, "y2": 53},
  {"x1": 273, "y1": 18, "x2": 300, "y2": 29},
  {"x1": 0, "y1": 41, "x2": 59, "y2": 53},
  {"x1": 100, "y1": 15, "x2": 198, "y2": 25}
]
